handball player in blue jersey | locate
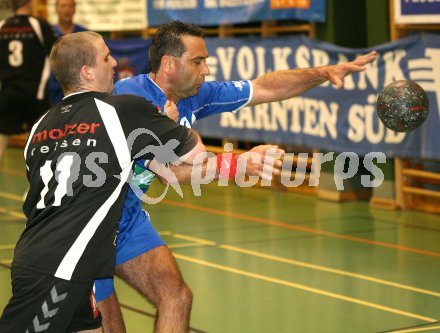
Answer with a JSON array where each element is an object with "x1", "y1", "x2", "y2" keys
[{"x1": 94, "y1": 20, "x2": 378, "y2": 332}]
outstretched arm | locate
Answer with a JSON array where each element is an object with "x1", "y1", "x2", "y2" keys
[
  {"x1": 151, "y1": 145, "x2": 284, "y2": 185},
  {"x1": 249, "y1": 51, "x2": 377, "y2": 106}
]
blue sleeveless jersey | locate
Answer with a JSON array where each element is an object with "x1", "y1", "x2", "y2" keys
[{"x1": 114, "y1": 74, "x2": 252, "y2": 244}]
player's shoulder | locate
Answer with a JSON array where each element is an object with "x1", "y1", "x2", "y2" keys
[
  {"x1": 199, "y1": 80, "x2": 250, "y2": 93},
  {"x1": 90, "y1": 92, "x2": 157, "y2": 123},
  {"x1": 29, "y1": 15, "x2": 51, "y2": 27},
  {"x1": 84, "y1": 90, "x2": 140, "y2": 106},
  {"x1": 114, "y1": 75, "x2": 147, "y2": 92},
  {"x1": 108, "y1": 93, "x2": 158, "y2": 116},
  {"x1": 105, "y1": 92, "x2": 151, "y2": 107},
  {"x1": 74, "y1": 24, "x2": 88, "y2": 32},
  {"x1": 0, "y1": 15, "x2": 20, "y2": 27},
  {"x1": 207, "y1": 79, "x2": 250, "y2": 88}
]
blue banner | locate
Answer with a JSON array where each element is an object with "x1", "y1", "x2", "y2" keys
[
  {"x1": 108, "y1": 34, "x2": 440, "y2": 160},
  {"x1": 192, "y1": 34, "x2": 440, "y2": 160},
  {"x1": 106, "y1": 38, "x2": 151, "y2": 81},
  {"x1": 147, "y1": 0, "x2": 325, "y2": 27}
]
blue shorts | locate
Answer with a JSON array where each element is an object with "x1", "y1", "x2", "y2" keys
[{"x1": 93, "y1": 209, "x2": 164, "y2": 302}]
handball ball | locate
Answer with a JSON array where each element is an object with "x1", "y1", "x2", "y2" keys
[{"x1": 376, "y1": 80, "x2": 429, "y2": 132}]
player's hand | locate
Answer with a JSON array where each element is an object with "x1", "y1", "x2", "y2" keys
[
  {"x1": 327, "y1": 50, "x2": 377, "y2": 89},
  {"x1": 352, "y1": 50, "x2": 377, "y2": 67},
  {"x1": 238, "y1": 145, "x2": 284, "y2": 182},
  {"x1": 164, "y1": 100, "x2": 179, "y2": 122}
]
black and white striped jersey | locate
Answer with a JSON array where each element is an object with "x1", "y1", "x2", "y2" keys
[
  {"x1": 0, "y1": 15, "x2": 55, "y2": 100},
  {"x1": 13, "y1": 91, "x2": 196, "y2": 281}
]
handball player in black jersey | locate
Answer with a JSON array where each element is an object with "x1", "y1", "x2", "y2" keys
[
  {"x1": 0, "y1": 0, "x2": 56, "y2": 163},
  {"x1": 0, "y1": 31, "x2": 205, "y2": 332}
]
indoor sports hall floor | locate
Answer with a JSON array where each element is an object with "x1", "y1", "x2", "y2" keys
[{"x1": 1, "y1": 146, "x2": 440, "y2": 333}]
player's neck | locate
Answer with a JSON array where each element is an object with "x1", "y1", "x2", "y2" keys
[
  {"x1": 58, "y1": 21, "x2": 74, "y2": 35},
  {"x1": 150, "y1": 72, "x2": 181, "y2": 104},
  {"x1": 64, "y1": 90, "x2": 91, "y2": 99}
]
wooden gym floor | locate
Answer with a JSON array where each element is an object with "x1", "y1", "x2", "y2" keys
[{"x1": 1, "y1": 146, "x2": 440, "y2": 332}]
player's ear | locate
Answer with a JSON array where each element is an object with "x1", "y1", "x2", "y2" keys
[
  {"x1": 80, "y1": 65, "x2": 93, "y2": 81},
  {"x1": 161, "y1": 55, "x2": 175, "y2": 74}
]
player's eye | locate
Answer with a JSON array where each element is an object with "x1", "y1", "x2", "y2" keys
[{"x1": 194, "y1": 58, "x2": 206, "y2": 66}]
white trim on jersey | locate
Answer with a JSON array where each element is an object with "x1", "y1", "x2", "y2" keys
[
  {"x1": 247, "y1": 80, "x2": 254, "y2": 108},
  {"x1": 28, "y1": 17, "x2": 44, "y2": 45},
  {"x1": 229, "y1": 80, "x2": 253, "y2": 113},
  {"x1": 54, "y1": 99, "x2": 133, "y2": 280},
  {"x1": 28, "y1": 16, "x2": 51, "y2": 100},
  {"x1": 36, "y1": 57, "x2": 51, "y2": 100},
  {"x1": 94, "y1": 99, "x2": 132, "y2": 170}
]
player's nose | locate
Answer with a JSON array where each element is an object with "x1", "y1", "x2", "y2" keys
[
  {"x1": 202, "y1": 61, "x2": 210, "y2": 76},
  {"x1": 110, "y1": 56, "x2": 118, "y2": 68}
]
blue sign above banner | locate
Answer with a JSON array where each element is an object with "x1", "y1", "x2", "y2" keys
[
  {"x1": 394, "y1": 0, "x2": 440, "y2": 23},
  {"x1": 191, "y1": 34, "x2": 440, "y2": 160},
  {"x1": 147, "y1": 0, "x2": 326, "y2": 27},
  {"x1": 400, "y1": 0, "x2": 440, "y2": 15}
]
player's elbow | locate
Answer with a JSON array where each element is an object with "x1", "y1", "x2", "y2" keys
[{"x1": 181, "y1": 140, "x2": 206, "y2": 165}]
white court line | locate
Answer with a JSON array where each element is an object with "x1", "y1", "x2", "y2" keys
[
  {"x1": 0, "y1": 192, "x2": 26, "y2": 220},
  {"x1": 174, "y1": 253, "x2": 437, "y2": 323},
  {"x1": 0, "y1": 191, "x2": 23, "y2": 202},
  {"x1": 164, "y1": 232, "x2": 440, "y2": 298},
  {"x1": 0, "y1": 207, "x2": 25, "y2": 219},
  {"x1": 161, "y1": 231, "x2": 439, "y2": 322},
  {"x1": 386, "y1": 325, "x2": 440, "y2": 333}
]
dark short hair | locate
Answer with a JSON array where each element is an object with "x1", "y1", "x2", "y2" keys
[
  {"x1": 149, "y1": 20, "x2": 204, "y2": 73},
  {"x1": 10, "y1": 0, "x2": 30, "y2": 10},
  {"x1": 55, "y1": 0, "x2": 76, "y2": 6},
  {"x1": 50, "y1": 31, "x2": 102, "y2": 92}
]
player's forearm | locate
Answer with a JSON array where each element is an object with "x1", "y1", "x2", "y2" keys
[
  {"x1": 158, "y1": 156, "x2": 220, "y2": 185},
  {"x1": 154, "y1": 145, "x2": 284, "y2": 185},
  {"x1": 249, "y1": 51, "x2": 377, "y2": 106},
  {"x1": 249, "y1": 67, "x2": 329, "y2": 106}
]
